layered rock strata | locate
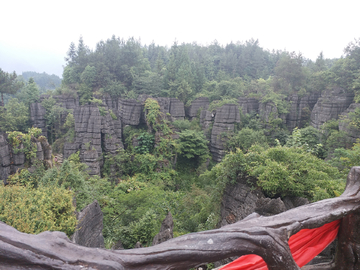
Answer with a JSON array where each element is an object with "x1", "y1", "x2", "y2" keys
[
  {"x1": 0, "y1": 133, "x2": 52, "y2": 184},
  {"x1": 210, "y1": 104, "x2": 240, "y2": 162},
  {"x1": 71, "y1": 200, "x2": 104, "y2": 248},
  {"x1": 311, "y1": 87, "x2": 354, "y2": 129}
]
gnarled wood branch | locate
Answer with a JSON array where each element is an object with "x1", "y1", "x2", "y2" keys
[{"x1": 2, "y1": 167, "x2": 360, "y2": 270}]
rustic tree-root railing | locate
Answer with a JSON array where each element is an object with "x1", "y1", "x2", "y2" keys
[{"x1": 1, "y1": 167, "x2": 360, "y2": 270}]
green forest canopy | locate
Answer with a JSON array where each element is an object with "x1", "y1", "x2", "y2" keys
[{"x1": 1, "y1": 36, "x2": 360, "y2": 252}]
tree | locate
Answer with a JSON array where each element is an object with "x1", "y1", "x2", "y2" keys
[
  {"x1": 177, "y1": 130, "x2": 210, "y2": 167},
  {"x1": 16, "y1": 78, "x2": 40, "y2": 107},
  {"x1": 0, "y1": 69, "x2": 23, "y2": 106},
  {"x1": 0, "y1": 98, "x2": 29, "y2": 132}
]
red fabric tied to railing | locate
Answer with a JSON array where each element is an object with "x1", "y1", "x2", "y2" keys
[{"x1": 220, "y1": 219, "x2": 341, "y2": 270}]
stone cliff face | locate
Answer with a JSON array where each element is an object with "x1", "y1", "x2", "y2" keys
[
  {"x1": 0, "y1": 133, "x2": 52, "y2": 184},
  {"x1": 27, "y1": 88, "x2": 357, "y2": 172},
  {"x1": 310, "y1": 87, "x2": 354, "y2": 129},
  {"x1": 210, "y1": 104, "x2": 241, "y2": 162}
]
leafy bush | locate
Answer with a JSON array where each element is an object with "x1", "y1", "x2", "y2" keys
[
  {"x1": 226, "y1": 128, "x2": 268, "y2": 153},
  {"x1": 135, "y1": 132, "x2": 155, "y2": 154},
  {"x1": 203, "y1": 145, "x2": 345, "y2": 202},
  {"x1": 0, "y1": 184, "x2": 76, "y2": 236}
]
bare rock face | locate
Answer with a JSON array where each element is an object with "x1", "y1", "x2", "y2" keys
[
  {"x1": 118, "y1": 99, "x2": 143, "y2": 126},
  {"x1": 220, "y1": 175, "x2": 265, "y2": 227},
  {"x1": 210, "y1": 104, "x2": 240, "y2": 162},
  {"x1": 259, "y1": 102, "x2": 278, "y2": 123},
  {"x1": 0, "y1": 133, "x2": 11, "y2": 182},
  {"x1": 169, "y1": 98, "x2": 185, "y2": 121},
  {"x1": 30, "y1": 102, "x2": 47, "y2": 137},
  {"x1": 186, "y1": 97, "x2": 209, "y2": 119},
  {"x1": 71, "y1": 200, "x2": 104, "y2": 248},
  {"x1": 238, "y1": 97, "x2": 259, "y2": 115},
  {"x1": 220, "y1": 175, "x2": 309, "y2": 227},
  {"x1": 64, "y1": 103, "x2": 124, "y2": 176},
  {"x1": 311, "y1": 87, "x2": 354, "y2": 129},
  {"x1": 0, "y1": 133, "x2": 52, "y2": 184},
  {"x1": 152, "y1": 212, "x2": 174, "y2": 246},
  {"x1": 200, "y1": 110, "x2": 214, "y2": 139}
]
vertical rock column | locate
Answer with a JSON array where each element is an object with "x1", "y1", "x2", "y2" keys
[{"x1": 210, "y1": 104, "x2": 240, "y2": 162}]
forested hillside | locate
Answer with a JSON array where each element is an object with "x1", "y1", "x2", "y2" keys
[{"x1": 1, "y1": 36, "x2": 360, "y2": 256}]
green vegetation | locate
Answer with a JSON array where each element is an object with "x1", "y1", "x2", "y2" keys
[{"x1": 2, "y1": 36, "x2": 360, "y2": 251}]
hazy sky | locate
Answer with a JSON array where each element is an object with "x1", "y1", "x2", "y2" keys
[{"x1": 1, "y1": 0, "x2": 359, "y2": 77}]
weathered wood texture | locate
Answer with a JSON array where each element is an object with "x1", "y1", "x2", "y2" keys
[{"x1": 2, "y1": 167, "x2": 360, "y2": 270}]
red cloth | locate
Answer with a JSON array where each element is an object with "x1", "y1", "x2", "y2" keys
[{"x1": 220, "y1": 219, "x2": 340, "y2": 270}]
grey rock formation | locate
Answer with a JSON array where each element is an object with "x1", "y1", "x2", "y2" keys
[
  {"x1": 259, "y1": 102, "x2": 278, "y2": 123},
  {"x1": 72, "y1": 200, "x2": 104, "y2": 248},
  {"x1": 169, "y1": 98, "x2": 185, "y2": 121},
  {"x1": 30, "y1": 102, "x2": 47, "y2": 137},
  {"x1": 0, "y1": 133, "x2": 11, "y2": 183},
  {"x1": 152, "y1": 212, "x2": 174, "y2": 246},
  {"x1": 118, "y1": 99, "x2": 143, "y2": 126},
  {"x1": 219, "y1": 175, "x2": 309, "y2": 227},
  {"x1": 186, "y1": 97, "x2": 209, "y2": 119},
  {"x1": 311, "y1": 87, "x2": 354, "y2": 129},
  {"x1": 200, "y1": 110, "x2": 214, "y2": 139},
  {"x1": 210, "y1": 104, "x2": 240, "y2": 162},
  {"x1": 0, "y1": 133, "x2": 52, "y2": 183},
  {"x1": 238, "y1": 97, "x2": 259, "y2": 115}
]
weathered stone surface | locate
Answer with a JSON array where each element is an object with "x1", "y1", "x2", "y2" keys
[
  {"x1": 83, "y1": 149, "x2": 100, "y2": 175},
  {"x1": 0, "y1": 133, "x2": 11, "y2": 182},
  {"x1": 311, "y1": 87, "x2": 354, "y2": 129},
  {"x1": 30, "y1": 102, "x2": 47, "y2": 137},
  {"x1": 169, "y1": 98, "x2": 185, "y2": 121},
  {"x1": 214, "y1": 104, "x2": 240, "y2": 124},
  {"x1": 186, "y1": 97, "x2": 209, "y2": 119},
  {"x1": 200, "y1": 110, "x2": 214, "y2": 139},
  {"x1": 220, "y1": 175, "x2": 265, "y2": 227},
  {"x1": 209, "y1": 104, "x2": 241, "y2": 162},
  {"x1": 210, "y1": 122, "x2": 234, "y2": 162},
  {"x1": 118, "y1": 99, "x2": 143, "y2": 126},
  {"x1": 152, "y1": 212, "x2": 174, "y2": 246},
  {"x1": 0, "y1": 133, "x2": 52, "y2": 183},
  {"x1": 255, "y1": 197, "x2": 287, "y2": 216},
  {"x1": 71, "y1": 200, "x2": 104, "y2": 248},
  {"x1": 238, "y1": 97, "x2": 259, "y2": 115},
  {"x1": 259, "y1": 102, "x2": 278, "y2": 123}
]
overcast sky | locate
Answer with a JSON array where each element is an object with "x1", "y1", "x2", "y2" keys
[{"x1": 0, "y1": 0, "x2": 359, "y2": 77}]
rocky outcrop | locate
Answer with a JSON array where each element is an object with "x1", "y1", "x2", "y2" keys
[
  {"x1": 71, "y1": 200, "x2": 104, "y2": 248},
  {"x1": 118, "y1": 99, "x2": 143, "y2": 126},
  {"x1": 169, "y1": 98, "x2": 185, "y2": 121},
  {"x1": 219, "y1": 174, "x2": 309, "y2": 227},
  {"x1": 30, "y1": 102, "x2": 47, "y2": 137},
  {"x1": 152, "y1": 212, "x2": 174, "y2": 246},
  {"x1": 259, "y1": 102, "x2": 278, "y2": 123},
  {"x1": 311, "y1": 87, "x2": 354, "y2": 129},
  {"x1": 210, "y1": 104, "x2": 240, "y2": 162},
  {"x1": 0, "y1": 133, "x2": 52, "y2": 184},
  {"x1": 186, "y1": 97, "x2": 209, "y2": 119},
  {"x1": 64, "y1": 103, "x2": 124, "y2": 176},
  {"x1": 238, "y1": 97, "x2": 259, "y2": 115}
]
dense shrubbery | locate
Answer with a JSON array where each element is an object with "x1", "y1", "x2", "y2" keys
[{"x1": 2, "y1": 37, "x2": 360, "y2": 251}]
